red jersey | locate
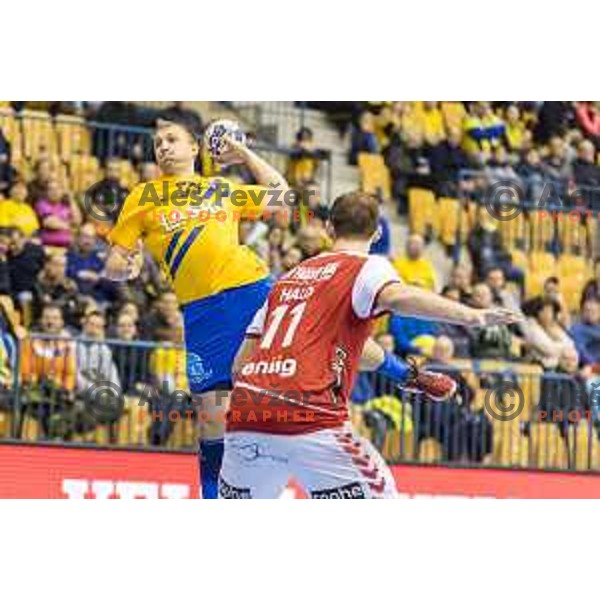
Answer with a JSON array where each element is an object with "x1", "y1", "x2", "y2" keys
[{"x1": 227, "y1": 251, "x2": 401, "y2": 434}]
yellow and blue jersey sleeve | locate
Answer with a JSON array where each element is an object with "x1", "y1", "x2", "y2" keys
[{"x1": 107, "y1": 183, "x2": 148, "y2": 250}]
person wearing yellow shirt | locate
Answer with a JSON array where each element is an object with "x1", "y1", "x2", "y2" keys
[
  {"x1": 0, "y1": 181, "x2": 39, "y2": 236},
  {"x1": 420, "y1": 101, "x2": 446, "y2": 145},
  {"x1": 392, "y1": 234, "x2": 437, "y2": 291},
  {"x1": 504, "y1": 104, "x2": 527, "y2": 152},
  {"x1": 105, "y1": 115, "x2": 289, "y2": 498},
  {"x1": 462, "y1": 102, "x2": 505, "y2": 156}
]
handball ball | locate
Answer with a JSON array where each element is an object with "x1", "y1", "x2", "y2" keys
[{"x1": 204, "y1": 119, "x2": 247, "y2": 161}]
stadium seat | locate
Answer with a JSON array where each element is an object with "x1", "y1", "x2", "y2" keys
[
  {"x1": 418, "y1": 438, "x2": 443, "y2": 463},
  {"x1": 513, "y1": 363, "x2": 543, "y2": 422},
  {"x1": 567, "y1": 422, "x2": 600, "y2": 471},
  {"x1": 500, "y1": 211, "x2": 528, "y2": 250},
  {"x1": 21, "y1": 109, "x2": 58, "y2": 161},
  {"x1": 510, "y1": 249, "x2": 529, "y2": 274},
  {"x1": 529, "y1": 423, "x2": 568, "y2": 469},
  {"x1": 408, "y1": 187, "x2": 436, "y2": 237},
  {"x1": 527, "y1": 252, "x2": 557, "y2": 297},
  {"x1": 69, "y1": 154, "x2": 100, "y2": 194},
  {"x1": 55, "y1": 116, "x2": 92, "y2": 161},
  {"x1": 358, "y1": 153, "x2": 391, "y2": 200},
  {"x1": 492, "y1": 420, "x2": 528, "y2": 467},
  {"x1": 118, "y1": 159, "x2": 139, "y2": 189},
  {"x1": 586, "y1": 217, "x2": 598, "y2": 257},
  {"x1": 0, "y1": 411, "x2": 12, "y2": 439},
  {"x1": 557, "y1": 219, "x2": 586, "y2": 254},
  {"x1": 0, "y1": 107, "x2": 23, "y2": 163},
  {"x1": 558, "y1": 255, "x2": 588, "y2": 311},
  {"x1": 437, "y1": 197, "x2": 463, "y2": 247},
  {"x1": 118, "y1": 399, "x2": 150, "y2": 446},
  {"x1": 530, "y1": 211, "x2": 556, "y2": 251},
  {"x1": 441, "y1": 102, "x2": 466, "y2": 131}
]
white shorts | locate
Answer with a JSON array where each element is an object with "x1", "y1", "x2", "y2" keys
[{"x1": 219, "y1": 424, "x2": 398, "y2": 499}]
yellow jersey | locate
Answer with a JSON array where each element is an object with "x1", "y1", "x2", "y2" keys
[
  {"x1": 0, "y1": 199, "x2": 40, "y2": 236},
  {"x1": 392, "y1": 256, "x2": 437, "y2": 291},
  {"x1": 107, "y1": 175, "x2": 270, "y2": 304}
]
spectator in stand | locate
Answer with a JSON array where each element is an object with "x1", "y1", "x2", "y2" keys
[
  {"x1": 503, "y1": 104, "x2": 527, "y2": 152},
  {"x1": 66, "y1": 223, "x2": 117, "y2": 305},
  {"x1": 28, "y1": 158, "x2": 55, "y2": 203},
  {"x1": 435, "y1": 297, "x2": 471, "y2": 358},
  {"x1": 0, "y1": 181, "x2": 39, "y2": 236},
  {"x1": 139, "y1": 161, "x2": 161, "y2": 183},
  {"x1": 484, "y1": 267, "x2": 521, "y2": 312},
  {"x1": 350, "y1": 111, "x2": 379, "y2": 165},
  {"x1": 6, "y1": 228, "x2": 44, "y2": 320},
  {"x1": 570, "y1": 298, "x2": 600, "y2": 366},
  {"x1": 467, "y1": 207, "x2": 523, "y2": 287},
  {"x1": 369, "y1": 206, "x2": 392, "y2": 257},
  {"x1": 149, "y1": 311, "x2": 189, "y2": 446},
  {"x1": 533, "y1": 102, "x2": 574, "y2": 145},
  {"x1": 539, "y1": 346, "x2": 589, "y2": 434},
  {"x1": 0, "y1": 230, "x2": 11, "y2": 295},
  {"x1": 33, "y1": 253, "x2": 80, "y2": 329},
  {"x1": 115, "y1": 301, "x2": 140, "y2": 328},
  {"x1": 543, "y1": 136, "x2": 572, "y2": 182},
  {"x1": 575, "y1": 102, "x2": 600, "y2": 147},
  {"x1": 462, "y1": 102, "x2": 505, "y2": 157},
  {"x1": 447, "y1": 264, "x2": 473, "y2": 303},
  {"x1": 138, "y1": 291, "x2": 179, "y2": 341},
  {"x1": 111, "y1": 312, "x2": 151, "y2": 395},
  {"x1": 297, "y1": 223, "x2": 329, "y2": 259},
  {"x1": 542, "y1": 276, "x2": 571, "y2": 329},
  {"x1": 572, "y1": 139, "x2": 600, "y2": 187},
  {"x1": 35, "y1": 178, "x2": 81, "y2": 248},
  {"x1": 522, "y1": 297, "x2": 576, "y2": 369},
  {"x1": 296, "y1": 180, "x2": 329, "y2": 230},
  {"x1": 468, "y1": 283, "x2": 514, "y2": 359},
  {"x1": 515, "y1": 148, "x2": 547, "y2": 205},
  {"x1": 420, "y1": 101, "x2": 446, "y2": 146},
  {"x1": 0, "y1": 128, "x2": 16, "y2": 197},
  {"x1": 281, "y1": 246, "x2": 303, "y2": 272},
  {"x1": 286, "y1": 127, "x2": 325, "y2": 188},
  {"x1": 427, "y1": 126, "x2": 470, "y2": 197},
  {"x1": 392, "y1": 234, "x2": 437, "y2": 291},
  {"x1": 75, "y1": 311, "x2": 120, "y2": 393},
  {"x1": 20, "y1": 303, "x2": 77, "y2": 438},
  {"x1": 582, "y1": 258, "x2": 600, "y2": 305},
  {"x1": 89, "y1": 158, "x2": 129, "y2": 222}
]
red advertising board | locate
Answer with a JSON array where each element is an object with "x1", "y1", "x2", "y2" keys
[{"x1": 2, "y1": 443, "x2": 600, "y2": 498}]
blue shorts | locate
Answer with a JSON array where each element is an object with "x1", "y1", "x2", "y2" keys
[{"x1": 182, "y1": 278, "x2": 272, "y2": 394}]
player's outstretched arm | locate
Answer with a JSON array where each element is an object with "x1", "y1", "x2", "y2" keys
[
  {"x1": 376, "y1": 282, "x2": 523, "y2": 328},
  {"x1": 222, "y1": 136, "x2": 290, "y2": 213},
  {"x1": 105, "y1": 243, "x2": 143, "y2": 282}
]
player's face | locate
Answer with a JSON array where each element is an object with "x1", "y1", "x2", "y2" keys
[{"x1": 154, "y1": 124, "x2": 198, "y2": 174}]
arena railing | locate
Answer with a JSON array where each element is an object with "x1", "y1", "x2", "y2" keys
[
  {"x1": 435, "y1": 169, "x2": 600, "y2": 261},
  {"x1": 3, "y1": 334, "x2": 600, "y2": 472}
]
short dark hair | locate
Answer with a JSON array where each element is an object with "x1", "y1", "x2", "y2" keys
[
  {"x1": 329, "y1": 192, "x2": 379, "y2": 240},
  {"x1": 545, "y1": 276, "x2": 560, "y2": 286},
  {"x1": 83, "y1": 310, "x2": 105, "y2": 322},
  {"x1": 156, "y1": 112, "x2": 201, "y2": 142},
  {"x1": 522, "y1": 296, "x2": 560, "y2": 319}
]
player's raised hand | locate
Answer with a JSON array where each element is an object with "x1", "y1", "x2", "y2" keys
[
  {"x1": 470, "y1": 307, "x2": 524, "y2": 328},
  {"x1": 218, "y1": 133, "x2": 250, "y2": 165}
]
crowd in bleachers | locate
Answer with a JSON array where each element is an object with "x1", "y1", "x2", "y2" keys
[{"x1": 3, "y1": 100, "x2": 600, "y2": 468}]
